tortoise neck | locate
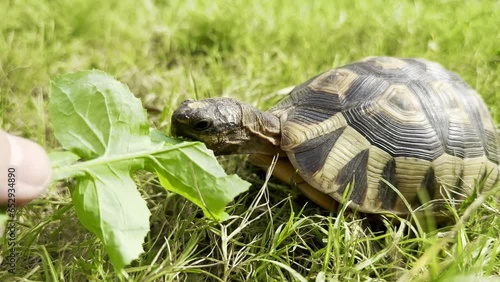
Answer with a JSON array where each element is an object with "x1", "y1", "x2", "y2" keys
[{"x1": 239, "y1": 103, "x2": 283, "y2": 155}]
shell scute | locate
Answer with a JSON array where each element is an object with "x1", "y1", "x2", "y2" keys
[{"x1": 276, "y1": 57, "x2": 499, "y2": 214}]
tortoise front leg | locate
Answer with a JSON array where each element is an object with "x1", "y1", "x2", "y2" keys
[{"x1": 249, "y1": 154, "x2": 339, "y2": 211}]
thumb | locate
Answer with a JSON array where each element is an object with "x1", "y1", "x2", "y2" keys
[{"x1": 0, "y1": 130, "x2": 52, "y2": 206}]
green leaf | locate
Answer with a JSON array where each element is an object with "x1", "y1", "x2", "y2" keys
[
  {"x1": 48, "y1": 151, "x2": 80, "y2": 168},
  {"x1": 72, "y1": 163, "x2": 147, "y2": 267},
  {"x1": 49, "y1": 70, "x2": 250, "y2": 269},
  {"x1": 149, "y1": 133, "x2": 250, "y2": 220},
  {"x1": 48, "y1": 151, "x2": 81, "y2": 179},
  {"x1": 49, "y1": 70, "x2": 150, "y2": 159},
  {"x1": 49, "y1": 70, "x2": 151, "y2": 269}
]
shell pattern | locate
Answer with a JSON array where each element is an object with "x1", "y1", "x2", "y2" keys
[{"x1": 270, "y1": 57, "x2": 499, "y2": 214}]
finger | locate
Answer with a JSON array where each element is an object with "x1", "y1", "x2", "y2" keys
[{"x1": 0, "y1": 130, "x2": 52, "y2": 206}]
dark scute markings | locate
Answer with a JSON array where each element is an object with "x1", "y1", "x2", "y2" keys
[
  {"x1": 400, "y1": 60, "x2": 441, "y2": 83},
  {"x1": 452, "y1": 84, "x2": 493, "y2": 162},
  {"x1": 446, "y1": 120, "x2": 485, "y2": 159},
  {"x1": 378, "y1": 158, "x2": 399, "y2": 210},
  {"x1": 341, "y1": 60, "x2": 444, "y2": 160},
  {"x1": 293, "y1": 127, "x2": 346, "y2": 175},
  {"x1": 344, "y1": 58, "x2": 411, "y2": 81},
  {"x1": 336, "y1": 149, "x2": 369, "y2": 204},
  {"x1": 269, "y1": 79, "x2": 319, "y2": 114},
  {"x1": 288, "y1": 106, "x2": 338, "y2": 125},
  {"x1": 286, "y1": 90, "x2": 342, "y2": 125},
  {"x1": 402, "y1": 58, "x2": 461, "y2": 83},
  {"x1": 339, "y1": 74, "x2": 392, "y2": 110},
  {"x1": 407, "y1": 80, "x2": 449, "y2": 148},
  {"x1": 401, "y1": 58, "x2": 428, "y2": 70},
  {"x1": 299, "y1": 71, "x2": 329, "y2": 90},
  {"x1": 278, "y1": 70, "x2": 341, "y2": 112},
  {"x1": 288, "y1": 72, "x2": 326, "y2": 96},
  {"x1": 402, "y1": 58, "x2": 452, "y2": 81},
  {"x1": 485, "y1": 130, "x2": 499, "y2": 164},
  {"x1": 414, "y1": 166, "x2": 437, "y2": 207},
  {"x1": 386, "y1": 93, "x2": 418, "y2": 112},
  {"x1": 343, "y1": 106, "x2": 443, "y2": 160}
]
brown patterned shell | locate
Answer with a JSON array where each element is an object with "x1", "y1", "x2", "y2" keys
[{"x1": 270, "y1": 57, "x2": 500, "y2": 214}]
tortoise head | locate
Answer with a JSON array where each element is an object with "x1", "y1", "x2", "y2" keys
[{"x1": 171, "y1": 98, "x2": 282, "y2": 155}]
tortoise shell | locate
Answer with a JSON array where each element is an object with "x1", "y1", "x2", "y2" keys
[{"x1": 270, "y1": 57, "x2": 499, "y2": 214}]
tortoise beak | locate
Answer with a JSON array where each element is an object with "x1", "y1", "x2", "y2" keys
[
  {"x1": 171, "y1": 103, "x2": 191, "y2": 139},
  {"x1": 170, "y1": 120, "x2": 180, "y2": 138}
]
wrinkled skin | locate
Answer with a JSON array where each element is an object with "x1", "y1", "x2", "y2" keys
[
  {"x1": 171, "y1": 98, "x2": 282, "y2": 155},
  {"x1": 171, "y1": 98, "x2": 342, "y2": 211}
]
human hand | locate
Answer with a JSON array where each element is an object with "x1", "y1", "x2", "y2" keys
[{"x1": 0, "y1": 130, "x2": 51, "y2": 206}]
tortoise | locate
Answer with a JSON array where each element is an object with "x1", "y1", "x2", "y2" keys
[{"x1": 171, "y1": 56, "x2": 500, "y2": 215}]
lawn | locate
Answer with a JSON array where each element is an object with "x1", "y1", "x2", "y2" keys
[{"x1": 1, "y1": 0, "x2": 499, "y2": 281}]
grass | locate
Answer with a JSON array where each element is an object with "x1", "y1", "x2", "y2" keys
[{"x1": 0, "y1": 0, "x2": 499, "y2": 280}]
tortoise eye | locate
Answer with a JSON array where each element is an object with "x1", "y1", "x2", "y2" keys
[{"x1": 193, "y1": 119, "x2": 213, "y2": 131}]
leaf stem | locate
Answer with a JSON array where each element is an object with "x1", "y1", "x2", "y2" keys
[{"x1": 52, "y1": 142, "x2": 199, "y2": 180}]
